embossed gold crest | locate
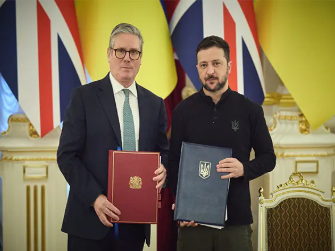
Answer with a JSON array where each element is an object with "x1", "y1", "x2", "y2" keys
[
  {"x1": 129, "y1": 176, "x2": 142, "y2": 189},
  {"x1": 199, "y1": 161, "x2": 211, "y2": 179}
]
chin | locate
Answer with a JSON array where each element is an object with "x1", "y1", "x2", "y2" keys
[
  {"x1": 207, "y1": 83, "x2": 219, "y2": 89},
  {"x1": 120, "y1": 72, "x2": 132, "y2": 77}
]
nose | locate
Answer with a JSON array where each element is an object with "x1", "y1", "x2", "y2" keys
[
  {"x1": 206, "y1": 65, "x2": 214, "y2": 75},
  {"x1": 123, "y1": 52, "x2": 131, "y2": 61}
]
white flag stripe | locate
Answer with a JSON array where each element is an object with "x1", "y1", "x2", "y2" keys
[
  {"x1": 173, "y1": 52, "x2": 179, "y2": 60},
  {"x1": 202, "y1": 1, "x2": 224, "y2": 39},
  {"x1": 0, "y1": 0, "x2": 5, "y2": 9},
  {"x1": 39, "y1": 0, "x2": 86, "y2": 86},
  {"x1": 51, "y1": 22, "x2": 60, "y2": 127},
  {"x1": 169, "y1": 0, "x2": 196, "y2": 36},
  {"x1": 16, "y1": 0, "x2": 41, "y2": 134},
  {"x1": 223, "y1": 0, "x2": 265, "y2": 94},
  {"x1": 236, "y1": 28, "x2": 244, "y2": 95}
]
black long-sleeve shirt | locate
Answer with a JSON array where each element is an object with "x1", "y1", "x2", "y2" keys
[{"x1": 168, "y1": 87, "x2": 276, "y2": 225}]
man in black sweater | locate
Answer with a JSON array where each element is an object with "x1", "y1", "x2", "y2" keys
[{"x1": 168, "y1": 36, "x2": 276, "y2": 251}]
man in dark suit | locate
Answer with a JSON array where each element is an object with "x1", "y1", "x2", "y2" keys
[{"x1": 57, "y1": 23, "x2": 169, "y2": 251}]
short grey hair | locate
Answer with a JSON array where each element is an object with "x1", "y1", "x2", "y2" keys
[{"x1": 109, "y1": 23, "x2": 144, "y2": 51}]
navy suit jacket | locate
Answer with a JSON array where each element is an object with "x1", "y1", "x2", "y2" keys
[{"x1": 57, "y1": 74, "x2": 169, "y2": 246}]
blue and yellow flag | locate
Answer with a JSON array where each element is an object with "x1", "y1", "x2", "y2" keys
[
  {"x1": 75, "y1": 0, "x2": 177, "y2": 99},
  {"x1": 255, "y1": 0, "x2": 335, "y2": 129}
]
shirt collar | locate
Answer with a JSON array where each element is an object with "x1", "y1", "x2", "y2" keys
[
  {"x1": 199, "y1": 86, "x2": 232, "y2": 105},
  {"x1": 109, "y1": 72, "x2": 138, "y2": 98}
]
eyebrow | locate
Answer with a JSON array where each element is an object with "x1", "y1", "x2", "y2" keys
[
  {"x1": 116, "y1": 47, "x2": 140, "y2": 51},
  {"x1": 199, "y1": 59, "x2": 222, "y2": 64}
]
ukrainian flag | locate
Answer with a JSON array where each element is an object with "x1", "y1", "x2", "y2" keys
[
  {"x1": 255, "y1": 0, "x2": 335, "y2": 129},
  {"x1": 75, "y1": 0, "x2": 177, "y2": 99}
]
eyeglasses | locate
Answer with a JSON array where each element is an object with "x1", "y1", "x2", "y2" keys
[{"x1": 111, "y1": 48, "x2": 142, "y2": 60}]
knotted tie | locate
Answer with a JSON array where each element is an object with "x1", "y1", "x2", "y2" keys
[{"x1": 122, "y1": 89, "x2": 136, "y2": 151}]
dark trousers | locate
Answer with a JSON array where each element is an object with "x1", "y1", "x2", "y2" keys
[
  {"x1": 68, "y1": 224, "x2": 145, "y2": 251},
  {"x1": 177, "y1": 224, "x2": 253, "y2": 251}
]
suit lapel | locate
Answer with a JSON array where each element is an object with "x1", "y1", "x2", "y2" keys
[
  {"x1": 97, "y1": 75, "x2": 122, "y2": 147},
  {"x1": 137, "y1": 85, "x2": 149, "y2": 151}
]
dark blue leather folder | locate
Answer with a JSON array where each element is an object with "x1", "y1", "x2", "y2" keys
[{"x1": 174, "y1": 142, "x2": 232, "y2": 227}]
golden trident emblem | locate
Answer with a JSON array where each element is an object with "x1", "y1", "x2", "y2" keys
[{"x1": 199, "y1": 161, "x2": 211, "y2": 179}]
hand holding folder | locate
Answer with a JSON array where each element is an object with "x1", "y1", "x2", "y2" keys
[
  {"x1": 93, "y1": 194, "x2": 121, "y2": 227},
  {"x1": 174, "y1": 142, "x2": 232, "y2": 227}
]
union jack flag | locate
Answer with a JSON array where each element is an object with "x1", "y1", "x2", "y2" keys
[
  {"x1": 168, "y1": 0, "x2": 265, "y2": 104},
  {"x1": 0, "y1": 0, "x2": 86, "y2": 137}
]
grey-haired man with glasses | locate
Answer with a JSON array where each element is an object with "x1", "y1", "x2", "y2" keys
[{"x1": 57, "y1": 23, "x2": 169, "y2": 251}]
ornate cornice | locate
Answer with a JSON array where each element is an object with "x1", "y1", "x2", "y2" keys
[
  {"x1": 299, "y1": 113, "x2": 310, "y2": 134},
  {"x1": 1, "y1": 115, "x2": 40, "y2": 138},
  {"x1": 270, "y1": 172, "x2": 324, "y2": 196},
  {"x1": 1, "y1": 156, "x2": 56, "y2": 161},
  {"x1": 28, "y1": 123, "x2": 40, "y2": 138},
  {"x1": 278, "y1": 94, "x2": 296, "y2": 107},
  {"x1": 268, "y1": 113, "x2": 278, "y2": 132},
  {"x1": 278, "y1": 115, "x2": 298, "y2": 121},
  {"x1": 263, "y1": 93, "x2": 296, "y2": 107},
  {"x1": 275, "y1": 152, "x2": 335, "y2": 158}
]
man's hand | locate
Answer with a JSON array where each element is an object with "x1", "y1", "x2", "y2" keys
[
  {"x1": 153, "y1": 164, "x2": 166, "y2": 192},
  {"x1": 93, "y1": 194, "x2": 121, "y2": 227},
  {"x1": 216, "y1": 158, "x2": 244, "y2": 179},
  {"x1": 172, "y1": 203, "x2": 198, "y2": 227}
]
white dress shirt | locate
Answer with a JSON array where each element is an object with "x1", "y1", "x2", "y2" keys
[{"x1": 109, "y1": 73, "x2": 139, "y2": 151}]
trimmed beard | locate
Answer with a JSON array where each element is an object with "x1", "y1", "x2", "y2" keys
[{"x1": 202, "y1": 74, "x2": 228, "y2": 93}]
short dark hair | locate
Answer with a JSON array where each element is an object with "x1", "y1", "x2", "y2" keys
[{"x1": 196, "y1": 36, "x2": 230, "y2": 62}]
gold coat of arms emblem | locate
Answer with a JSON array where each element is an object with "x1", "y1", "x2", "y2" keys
[
  {"x1": 129, "y1": 176, "x2": 142, "y2": 189},
  {"x1": 199, "y1": 161, "x2": 211, "y2": 179}
]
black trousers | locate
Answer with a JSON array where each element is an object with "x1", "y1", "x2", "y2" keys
[
  {"x1": 68, "y1": 224, "x2": 145, "y2": 251},
  {"x1": 177, "y1": 224, "x2": 253, "y2": 251}
]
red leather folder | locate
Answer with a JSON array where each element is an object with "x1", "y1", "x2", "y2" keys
[{"x1": 107, "y1": 150, "x2": 159, "y2": 224}]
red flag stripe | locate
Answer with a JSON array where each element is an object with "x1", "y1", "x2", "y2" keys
[
  {"x1": 37, "y1": 1, "x2": 54, "y2": 137},
  {"x1": 223, "y1": 4, "x2": 237, "y2": 92},
  {"x1": 164, "y1": 0, "x2": 180, "y2": 23},
  {"x1": 55, "y1": 0, "x2": 84, "y2": 65},
  {"x1": 237, "y1": 0, "x2": 260, "y2": 56}
]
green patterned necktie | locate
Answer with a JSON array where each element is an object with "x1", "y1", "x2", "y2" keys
[{"x1": 122, "y1": 89, "x2": 136, "y2": 151}]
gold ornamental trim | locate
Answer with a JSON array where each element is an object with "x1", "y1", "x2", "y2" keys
[
  {"x1": 278, "y1": 115, "x2": 298, "y2": 121},
  {"x1": 259, "y1": 187, "x2": 264, "y2": 198},
  {"x1": 275, "y1": 152, "x2": 335, "y2": 158},
  {"x1": 275, "y1": 145, "x2": 335, "y2": 149},
  {"x1": 1, "y1": 115, "x2": 40, "y2": 138},
  {"x1": 268, "y1": 113, "x2": 278, "y2": 132},
  {"x1": 278, "y1": 94, "x2": 296, "y2": 107},
  {"x1": 26, "y1": 186, "x2": 31, "y2": 251},
  {"x1": 260, "y1": 206, "x2": 264, "y2": 251},
  {"x1": 34, "y1": 185, "x2": 38, "y2": 251},
  {"x1": 9, "y1": 116, "x2": 30, "y2": 123},
  {"x1": 299, "y1": 113, "x2": 310, "y2": 135},
  {"x1": 1, "y1": 115, "x2": 30, "y2": 136},
  {"x1": 295, "y1": 160, "x2": 319, "y2": 174},
  {"x1": 0, "y1": 149, "x2": 57, "y2": 153},
  {"x1": 265, "y1": 190, "x2": 332, "y2": 205},
  {"x1": 1, "y1": 156, "x2": 56, "y2": 161},
  {"x1": 273, "y1": 172, "x2": 319, "y2": 193},
  {"x1": 41, "y1": 185, "x2": 46, "y2": 251},
  {"x1": 262, "y1": 93, "x2": 295, "y2": 107},
  {"x1": 29, "y1": 123, "x2": 40, "y2": 138},
  {"x1": 23, "y1": 165, "x2": 48, "y2": 180},
  {"x1": 263, "y1": 93, "x2": 281, "y2": 106}
]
